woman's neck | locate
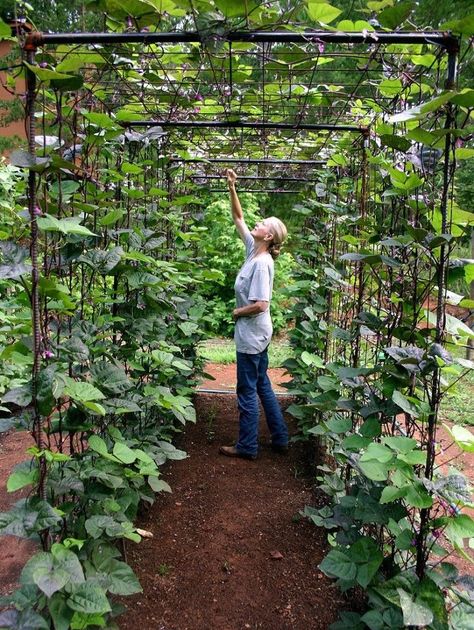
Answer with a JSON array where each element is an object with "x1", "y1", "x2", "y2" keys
[{"x1": 253, "y1": 240, "x2": 270, "y2": 257}]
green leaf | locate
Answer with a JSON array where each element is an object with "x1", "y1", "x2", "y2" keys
[
  {"x1": 37, "y1": 214, "x2": 96, "y2": 236},
  {"x1": 67, "y1": 582, "x2": 111, "y2": 614},
  {"x1": 307, "y1": 1, "x2": 342, "y2": 24},
  {"x1": 0, "y1": 497, "x2": 62, "y2": 537},
  {"x1": 0, "y1": 17, "x2": 11, "y2": 38},
  {"x1": 9, "y1": 149, "x2": 51, "y2": 172},
  {"x1": 24, "y1": 62, "x2": 75, "y2": 83},
  {"x1": 103, "y1": 559, "x2": 142, "y2": 595},
  {"x1": 300, "y1": 351, "x2": 324, "y2": 368},
  {"x1": 2, "y1": 385, "x2": 32, "y2": 407},
  {"x1": 444, "y1": 514, "x2": 474, "y2": 547},
  {"x1": 360, "y1": 442, "x2": 394, "y2": 463},
  {"x1": 83, "y1": 112, "x2": 119, "y2": 130},
  {"x1": 319, "y1": 549, "x2": 357, "y2": 582},
  {"x1": 342, "y1": 435, "x2": 371, "y2": 450},
  {"x1": 397, "y1": 588, "x2": 433, "y2": 627},
  {"x1": 359, "y1": 459, "x2": 390, "y2": 481},
  {"x1": 380, "y1": 134, "x2": 411, "y2": 152},
  {"x1": 112, "y1": 442, "x2": 136, "y2": 464},
  {"x1": 405, "y1": 483, "x2": 432, "y2": 509},
  {"x1": 445, "y1": 314, "x2": 474, "y2": 338},
  {"x1": 48, "y1": 593, "x2": 74, "y2": 630},
  {"x1": 7, "y1": 461, "x2": 38, "y2": 493},
  {"x1": 378, "y1": 1, "x2": 414, "y2": 29},
  {"x1": 389, "y1": 92, "x2": 454, "y2": 123},
  {"x1": 36, "y1": 568, "x2": 70, "y2": 598},
  {"x1": 380, "y1": 486, "x2": 408, "y2": 504},
  {"x1": 51, "y1": 544, "x2": 85, "y2": 584},
  {"x1": 336, "y1": 20, "x2": 375, "y2": 32},
  {"x1": 51, "y1": 75, "x2": 84, "y2": 92},
  {"x1": 215, "y1": 0, "x2": 259, "y2": 17},
  {"x1": 349, "y1": 537, "x2": 383, "y2": 588},
  {"x1": 148, "y1": 477, "x2": 172, "y2": 493},
  {"x1": 440, "y1": 14, "x2": 474, "y2": 36},
  {"x1": 392, "y1": 390, "x2": 420, "y2": 418},
  {"x1": 451, "y1": 89, "x2": 474, "y2": 108},
  {"x1": 88, "y1": 435, "x2": 115, "y2": 460},
  {"x1": 395, "y1": 529, "x2": 414, "y2": 551},
  {"x1": 456, "y1": 149, "x2": 474, "y2": 160},
  {"x1": 397, "y1": 450, "x2": 426, "y2": 466},
  {"x1": 82, "y1": 401, "x2": 106, "y2": 416},
  {"x1": 64, "y1": 381, "x2": 105, "y2": 403},
  {"x1": 443, "y1": 424, "x2": 474, "y2": 453},
  {"x1": 326, "y1": 417, "x2": 352, "y2": 433},
  {"x1": 90, "y1": 362, "x2": 132, "y2": 394},
  {"x1": 99, "y1": 209, "x2": 124, "y2": 226},
  {"x1": 383, "y1": 436, "x2": 417, "y2": 453}
]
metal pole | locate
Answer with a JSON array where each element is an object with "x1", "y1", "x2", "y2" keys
[
  {"x1": 31, "y1": 30, "x2": 458, "y2": 48},
  {"x1": 169, "y1": 158, "x2": 326, "y2": 165},
  {"x1": 202, "y1": 189, "x2": 305, "y2": 194},
  {"x1": 24, "y1": 42, "x2": 48, "y2": 509},
  {"x1": 123, "y1": 120, "x2": 364, "y2": 133},
  {"x1": 416, "y1": 42, "x2": 458, "y2": 580},
  {"x1": 190, "y1": 175, "x2": 320, "y2": 182}
]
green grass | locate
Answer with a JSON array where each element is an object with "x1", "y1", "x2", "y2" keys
[
  {"x1": 197, "y1": 337, "x2": 293, "y2": 368},
  {"x1": 440, "y1": 344, "x2": 474, "y2": 426}
]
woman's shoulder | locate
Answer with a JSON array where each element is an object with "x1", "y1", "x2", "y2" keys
[{"x1": 251, "y1": 253, "x2": 274, "y2": 269}]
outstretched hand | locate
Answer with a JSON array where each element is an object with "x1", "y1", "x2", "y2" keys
[{"x1": 226, "y1": 168, "x2": 237, "y2": 187}]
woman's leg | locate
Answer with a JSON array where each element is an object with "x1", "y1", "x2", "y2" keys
[
  {"x1": 235, "y1": 351, "x2": 260, "y2": 456},
  {"x1": 257, "y1": 348, "x2": 289, "y2": 447}
]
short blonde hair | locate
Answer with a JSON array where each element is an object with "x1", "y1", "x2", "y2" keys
[{"x1": 266, "y1": 216, "x2": 287, "y2": 259}]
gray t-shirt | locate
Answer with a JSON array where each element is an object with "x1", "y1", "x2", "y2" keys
[{"x1": 234, "y1": 228, "x2": 274, "y2": 354}]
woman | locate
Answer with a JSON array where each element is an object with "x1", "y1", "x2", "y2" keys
[{"x1": 219, "y1": 169, "x2": 289, "y2": 461}]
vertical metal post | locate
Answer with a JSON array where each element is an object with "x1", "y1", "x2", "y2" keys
[
  {"x1": 416, "y1": 42, "x2": 458, "y2": 579},
  {"x1": 352, "y1": 131, "x2": 369, "y2": 369},
  {"x1": 25, "y1": 42, "x2": 47, "y2": 502}
]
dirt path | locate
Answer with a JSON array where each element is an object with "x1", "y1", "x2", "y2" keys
[
  {"x1": 0, "y1": 429, "x2": 37, "y2": 597},
  {"x1": 120, "y1": 388, "x2": 344, "y2": 630}
]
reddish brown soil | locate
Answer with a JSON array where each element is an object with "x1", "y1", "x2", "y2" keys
[
  {"x1": 0, "y1": 429, "x2": 37, "y2": 596},
  {"x1": 120, "y1": 386, "x2": 345, "y2": 630}
]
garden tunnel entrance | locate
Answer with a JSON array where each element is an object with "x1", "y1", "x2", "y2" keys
[{"x1": 1, "y1": 14, "x2": 473, "y2": 629}]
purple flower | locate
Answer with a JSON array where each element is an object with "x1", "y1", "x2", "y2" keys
[
  {"x1": 411, "y1": 538, "x2": 417, "y2": 546},
  {"x1": 39, "y1": 62, "x2": 48, "y2": 69},
  {"x1": 33, "y1": 206, "x2": 43, "y2": 216},
  {"x1": 42, "y1": 350, "x2": 54, "y2": 359},
  {"x1": 318, "y1": 43, "x2": 325, "y2": 54},
  {"x1": 193, "y1": 107, "x2": 201, "y2": 113},
  {"x1": 432, "y1": 529, "x2": 441, "y2": 538},
  {"x1": 195, "y1": 92, "x2": 203, "y2": 102}
]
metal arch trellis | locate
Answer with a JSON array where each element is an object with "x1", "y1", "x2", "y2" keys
[
  {"x1": 21, "y1": 24, "x2": 461, "y2": 484},
  {"x1": 7, "y1": 20, "x2": 474, "y2": 622}
]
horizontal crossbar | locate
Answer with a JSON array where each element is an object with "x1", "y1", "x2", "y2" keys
[
  {"x1": 32, "y1": 30, "x2": 458, "y2": 49},
  {"x1": 124, "y1": 120, "x2": 364, "y2": 132},
  {"x1": 169, "y1": 158, "x2": 326, "y2": 165},
  {"x1": 202, "y1": 189, "x2": 305, "y2": 194},
  {"x1": 191, "y1": 175, "x2": 319, "y2": 182}
]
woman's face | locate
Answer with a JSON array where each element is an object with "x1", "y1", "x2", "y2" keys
[{"x1": 251, "y1": 219, "x2": 273, "y2": 242}]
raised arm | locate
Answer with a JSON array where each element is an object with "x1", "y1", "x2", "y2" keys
[{"x1": 226, "y1": 169, "x2": 249, "y2": 242}]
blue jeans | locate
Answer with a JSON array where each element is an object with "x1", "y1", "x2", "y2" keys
[{"x1": 235, "y1": 348, "x2": 288, "y2": 456}]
